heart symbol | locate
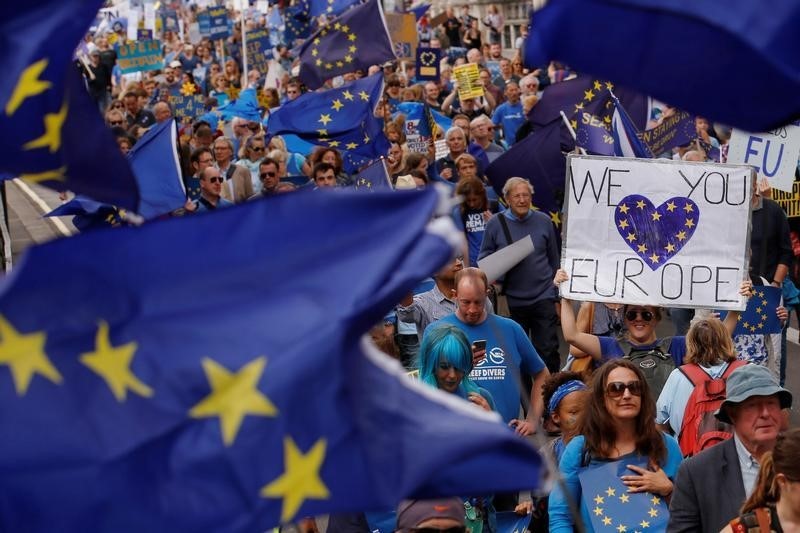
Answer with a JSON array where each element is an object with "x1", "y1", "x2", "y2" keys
[
  {"x1": 614, "y1": 194, "x2": 700, "y2": 271},
  {"x1": 420, "y1": 51, "x2": 436, "y2": 66}
]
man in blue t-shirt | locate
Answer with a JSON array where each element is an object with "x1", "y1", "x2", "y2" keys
[
  {"x1": 491, "y1": 82, "x2": 525, "y2": 146},
  {"x1": 424, "y1": 267, "x2": 549, "y2": 434}
]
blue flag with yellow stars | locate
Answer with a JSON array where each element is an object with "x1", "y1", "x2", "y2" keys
[
  {"x1": 285, "y1": 1, "x2": 313, "y2": 45},
  {"x1": 578, "y1": 455, "x2": 669, "y2": 532},
  {"x1": 353, "y1": 157, "x2": 391, "y2": 191},
  {"x1": 297, "y1": 0, "x2": 395, "y2": 90},
  {"x1": 267, "y1": 73, "x2": 390, "y2": 173},
  {"x1": 44, "y1": 195, "x2": 130, "y2": 232},
  {"x1": 309, "y1": 0, "x2": 361, "y2": 17},
  {"x1": 0, "y1": 0, "x2": 140, "y2": 211},
  {"x1": 570, "y1": 79, "x2": 617, "y2": 156},
  {"x1": 218, "y1": 88, "x2": 263, "y2": 122},
  {"x1": 0, "y1": 188, "x2": 542, "y2": 532},
  {"x1": 720, "y1": 285, "x2": 783, "y2": 336}
]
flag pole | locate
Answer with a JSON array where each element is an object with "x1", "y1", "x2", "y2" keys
[
  {"x1": 241, "y1": 5, "x2": 249, "y2": 84},
  {"x1": 560, "y1": 110, "x2": 587, "y2": 155}
]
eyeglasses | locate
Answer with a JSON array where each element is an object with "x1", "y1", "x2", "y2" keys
[
  {"x1": 606, "y1": 381, "x2": 643, "y2": 399},
  {"x1": 260, "y1": 171, "x2": 276, "y2": 178},
  {"x1": 198, "y1": 158, "x2": 214, "y2": 165},
  {"x1": 625, "y1": 310, "x2": 654, "y2": 322},
  {"x1": 109, "y1": 120, "x2": 124, "y2": 126},
  {"x1": 250, "y1": 146, "x2": 265, "y2": 152},
  {"x1": 204, "y1": 176, "x2": 224, "y2": 183}
]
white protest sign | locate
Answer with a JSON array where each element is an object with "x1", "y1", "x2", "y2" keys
[
  {"x1": 127, "y1": 10, "x2": 140, "y2": 41},
  {"x1": 478, "y1": 236, "x2": 534, "y2": 283},
  {"x1": 144, "y1": 3, "x2": 156, "y2": 31},
  {"x1": 561, "y1": 155, "x2": 753, "y2": 310},
  {"x1": 727, "y1": 124, "x2": 800, "y2": 193}
]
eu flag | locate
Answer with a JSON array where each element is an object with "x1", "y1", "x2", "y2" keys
[
  {"x1": 218, "y1": 88, "x2": 262, "y2": 122},
  {"x1": 309, "y1": 0, "x2": 360, "y2": 17},
  {"x1": 0, "y1": 0, "x2": 140, "y2": 211},
  {"x1": 724, "y1": 285, "x2": 783, "y2": 336},
  {"x1": 297, "y1": 0, "x2": 395, "y2": 89},
  {"x1": 0, "y1": 188, "x2": 541, "y2": 532},
  {"x1": 611, "y1": 93, "x2": 654, "y2": 158},
  {"x1": 638, "y1": 110, "x2": 696, "y2": 156},
  {"x1": 578, "y1": 456, "x2": 669, "y2": 532},
  {"x1": 268, "y1": 73, "x2": 390, "y2": 172},
  {"x1": 571, "y1": 79, "x2": 617, "y2": 156},
  {"x1": 285, "y1": 1, "x2": 313, "y2": 45},
  {"x1": 524, "y1": 0, "x2": 800, "y2": 131},
  {"x1": 45, "y1": 195, "x2": 129, "y2": 232},
  {"x1": 353, "y1": 157, "x2": 391, "y2": 191}
]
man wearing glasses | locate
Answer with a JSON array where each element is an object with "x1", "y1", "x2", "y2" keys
[
  {"x1": 194, "y1": 167, "x2": 233, "y2": 212},
  {"x1": 186, "y1": 148, "x2": 216, "y2": 202},
  {"x1": 213, "y1": 137, "x2": 253, "y2": 204},
  {"x1": 249, "y1": 158, "x2": 281, "y2": 199}
]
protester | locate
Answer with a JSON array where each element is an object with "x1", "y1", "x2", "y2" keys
[
  {"x1": 549, "y1": 359, "x2": 683, "y2": 532},
  {"x1": 213, "y1": 136, "x2": 254, "y2": 204},
  {"x1": 452, "y1": 177, "x2": 491, "y2": 267}
]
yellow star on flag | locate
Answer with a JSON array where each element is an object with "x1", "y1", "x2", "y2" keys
[
  {"x1": 594, "y1": 495, "x2": 605, "y2": 504},
  {"x1": 311, "y1": 49, "x2": 319, "y2": 57},
  {"x1": 0, "y1": 315, "x2": 61, "y2": 395},
  {"x1": 345, "y1": 142, "x2": 358, "y2": 150},
  {"x1": 605, "y1": 487, "x2": 616, "y2": 497},
  {"x1": 593, "y1": 80, "x2": 603, "y2": 91},
  {"x1": 584, "y1": 89, "x2": 595, "y2": 101},
  {"x1": 570, "y1": 119, "x2": 578, "y2": 131},
  {"x1": 23, "y1": 100, "x2": 68, "y2": 153},
  {"x1": 637, "y1": 243, "x2": 648, "y2": 253},
  {"x1": 315, "y1": 59, "x2": 323, "y2": 66},
  {"x1": 651, "y1": 212, "x2": 662, "y2": 221},
  {"x1": 605, "y1": 81, "x2": 614, "y2": 90},
  {"x1": 342, "y1": 90, "x2": 354, "y2": 101},
  {"x1": 318, "y1": 113, "x2": 332, "y2": 125},
  {"x1": 331, "y1": 99, "x2": 344, "y2": 111},
  {"x1": 676, "y1": 231, "x2": 687, "y2": 241},
  {"x1": 649, "y1": 253, "x2": 660, "y2": 264},
  {"x1": 626, "y1": 232, "x2": 636, "y2": 242},
  {"x1": 618, "y1": 219, "x2": 629, "y2": 229},
  {"x1": 334, "y1": 22, "x2": 341, "y2": 29},
  {"x1": 665, "y1": 242, "x2": 676, "y2": 252},
  {"x1": 347, "y1": 32, "x2": 357, "y2": 41},
  {"x1": 550, "y1": 211, "x2": 562, "y2": 226},
  {"x1": 639, "y1": 520, "x2": 650, "y2": 528},
  {"x1": 341, "y1": 25, "x2": 350, "y2": 32},
  {"x1": 602, "y1": 516, "x2": 612, "y2": 526},
  {"x1": 648, "y1": 507, "x2": 659, "y2": 518},
  {"x1": 619, "y1": 493, "x2": 630, "y2": 503},
  {"x1": 757, "y1": 290, "x2": 765, "y2": 298},
  {"x1": 348, "y1": 45, "x2": 357, "y2": 53},
  {"x1": 616, "y1": 525, "x2": 626, "y2": 533},
  {"x1": 666, "y1": 201, "x2": 677, "y2": 212},
  {"x1": 324, "y1": 63, "x2": 333, "y2": 70},
  {"x1": 619, "y1": 204, "x2": 630, "y2": 214},
  {"x1": 594, "y1": 506, "x2": 603, "y2": 516},
  {"x1": 685, "y1": 218, "x2": 695, "y2": 228},
  {"x1": 743, "y1": 321, "x2": 751, "y2": 329},
  {"x1": 328, "y1": 140, "x2": 340, "y2": 147},
  {"x1": 6, "y1": 59, "x2": 52, "y2": 116},
  {"x1": 336, "y1": 61, "x2": 344, "y2": 68},
  {"x1": 79, "y1": 321, "x2": 153, "y2": 402},
  {"x1": 358, "y1": 90, "x2": 369, "y2": 101},
  {"x1": 317, "y1": 129, "x2": 328, "y2": 136},
  {"x1": 603, "y1": 115, "x2": 612, "y2": 124},
  {"x1": 636, "y1": 199, "x2": 646, "y2": 209},
  {"x1": 19, "y1": 166, "x2": 67, "y2": 184},
  {"x1": 189, "y1": 356, "x2": 278, "y2": 446},
  {"x1": 344, "y1": 54, "x2": 354, "y2": 63},
  {"x1": 261, "y1": 436, "x2": 330, "y2": 523},
  {"x1": 683, "y1": 203, "x2": 694, "y2": 213}
]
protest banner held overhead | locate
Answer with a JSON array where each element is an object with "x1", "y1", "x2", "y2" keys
[
  {"x1": 560, "y1": 155, "x2": 753, "y2": 310},
  {"x1": 453, "y1": 63, "x2": 483, "y2": 101},
  {"x1": 116, "y1": 39, "x2": 164, "y2": 74},
  {"x1": 245, "y1": 28, "x2": 271, "y2": 74},
  {"x1": 727, "y1": 123, "x2": 800, "y2": 193},
  {"x1": 208, "y1": 6, "x2": 230, "y2": 40}
]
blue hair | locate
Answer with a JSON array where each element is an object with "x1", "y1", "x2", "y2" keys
[{"x1": 418, "y1": 324, "x2": 481, "y2": 398}]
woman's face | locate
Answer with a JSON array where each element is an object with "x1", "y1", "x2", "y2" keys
[
  {"x1": 322, "y1": 151, "x2": 336, "y2": 166},
  {"x1": 603, "y1": 367, "x2": 642, "y2": 422},
  {"x1": 388, "y1": 144, "x2": 402, "y2": 164},
  {"x1": 435, "y1": 360, "x2": 464, "y2": 393},
  {"x1": 416, "y1": 158, "x2": 428, "y2": 173},
  {"x1": 624, "y1": 306, "x2": 658, "y2": 343},
  {"x1": 463, "y1": 190, "x2": 483, "y2": 210}
]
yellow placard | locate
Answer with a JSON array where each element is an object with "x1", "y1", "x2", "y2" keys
[
  {"x1": 773, "y1": 181, "x2": 800, "y2": 218},
  {"x1": 453, "y1": 63, "x2": 484, "y2": 101}
]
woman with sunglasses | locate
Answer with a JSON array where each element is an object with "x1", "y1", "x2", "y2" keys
[
  {"x1": 554, "y1": 270, "x2": 747, "y2": 387},
  {"x1": 721, "y1": 428, "x2": 800, "y2": 533},
  {"x1": 549, "y1": 359, "x2": 683, "y2": 532}
]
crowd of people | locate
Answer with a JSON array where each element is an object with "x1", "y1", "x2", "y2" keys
[{"x1": 70, "y1": 1, "x2": 800, "y2": 531}]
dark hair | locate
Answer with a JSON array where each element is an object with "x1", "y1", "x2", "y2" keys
[
  {"x1": 310, "y1": 146, "x2": 343, "y2": 174},
  {"x1": 190, "y1": 147, "x2": 213, "y2": 165},
  {"x1": 312, "y1": 162, "x2": 336, "y2": 180},
  {"x1": 259, "y1": 157, "x2": 279, "y2": 172},
  {"x1": 742, "y1": 428, "x2": 800, "y2": 513},
  {"x1": 455, "y1": 176, "x2": 488, "y2": 216},
  {"x1": 542, "y1": 371, "x2": 585, "y2": 412},
  {"x1": 580, "y1": 359, "x2": 666, "y2": 467}
]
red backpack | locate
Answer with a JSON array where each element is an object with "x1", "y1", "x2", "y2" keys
[{"x1": 677, "y1": 360, "x2": 746, "y2": 457}]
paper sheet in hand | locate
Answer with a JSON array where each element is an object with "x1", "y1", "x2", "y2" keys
[{"x1": 477, "y1": 235, "x2": 534, "y2": 283}]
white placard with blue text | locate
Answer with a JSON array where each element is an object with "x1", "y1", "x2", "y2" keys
[
  {"x1": 727, "y1": 123, "x2": 800, "y2": 193},
  {"x1": 561, "y1": 155, "x2": 754, "y2": 310}
]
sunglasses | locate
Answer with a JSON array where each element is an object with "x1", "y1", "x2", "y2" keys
[
  {"x1": 625, "y1": 310, "x2": 654, "y2": 322},
  {"x1": 250, "y1": 146, "x2": 265, "y2": 152},
  {"x1": 260, "y1": 171, "x2": 276, "y2": 178},
  {"x1": 606, "y1": 380, "x2": 643, "y2": 398},
  {"x1": 205, "y1": 176, "x2": 224, "y2": 183},
  {"x1": 109, "y1": 120, "x2": 124, "y2": 126}
]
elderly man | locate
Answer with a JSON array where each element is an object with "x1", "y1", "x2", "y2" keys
[
  {"x1": 435, "y1": 127, "x2": 467, "y2": 183},
  {"x1": 469, "y1": 115, "x2": 504, "y2": 163},
  {"x1": 213, "y1": 136, "x2": 253, "y2": 204},
  {"x1": 152, "y1": 101, "x2": 172, "y2": 123},
  {"x1": 668, "y1": 364, "x2": 792, "y2": 532},
  {"x1": 424, "y1": 267, "x2": 549, "y2": 434},
  {"x1": 478, "y1": 177, "x2": 560, "y2": 373},
  {"x1": 195, "y1": 167, "x2": 233, "y2": 211}
]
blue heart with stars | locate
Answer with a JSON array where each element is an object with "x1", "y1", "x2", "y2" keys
[{"x1": 614, "y1": 194, "x2": 700, "y2": 270}]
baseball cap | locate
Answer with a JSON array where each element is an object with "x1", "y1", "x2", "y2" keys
[
  {"x1": 715, "y1": 364, "x2": 793, "y2": 424},
  {"x1": 169, "y1": 60, "x2": 182, "y2": 69},
  {"x1": 396, "y1": 498, "x2": 464, "y2": 531}
]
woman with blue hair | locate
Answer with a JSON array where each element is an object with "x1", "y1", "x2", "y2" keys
[{"x1": 418, "y1": 324, "x2": 494, "y2": 412}]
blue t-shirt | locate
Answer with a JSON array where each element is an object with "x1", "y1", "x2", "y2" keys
[
  {"x1": 598, "y1": 336, "x2": 687, "y2": 366},
  {"x1": 492, "y1": 101, "x2": 525, "y2": 145},
  {"x1": 451, "y1": 206, "x2": 487, "y2": 267},
  {"x1": 426, "y1": 313, "x2": 546, "y2": 423},
  {"x1": 549, "y1": 434, "x2": 683, "y2": 533}
]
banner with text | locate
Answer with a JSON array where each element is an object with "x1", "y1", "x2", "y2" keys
[
  {"x1": 773, "y1": 180, "x2": 800, "y2": 218},
  {"x1": 727, "y1": 123, "x2": 800, "y2": 193},
  {"x1": 561, "y1": 155, "x2": 753, "y2": 310},
  {"x1": 453, "y1": 63, "x2": 483, "y2": 101},
  {"x1": 208, "y1": 7, "x2": 231, "y2": 40},
  {"x1": 117, "y1": 39, "x2": 164, "y2": 74},
  {"x1": 245, "y1": 28, "x2": 271, "y2": 74}
]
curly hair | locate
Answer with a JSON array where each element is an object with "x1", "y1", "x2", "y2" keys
[
  {"x1": 542, "y1": 370, "x2": 585, "y2": 411},
  {"x1": 580, "y1": 359, "x2": 666, "y2": 466}
]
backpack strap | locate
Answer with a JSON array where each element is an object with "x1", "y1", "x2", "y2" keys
[
  {"x1": 678, "y1": 364, "x2": 711, "y2": 387},
  {"x1": 722, "y1": 359, "x2": 747, "y2": 379},
  {"x1": 498, "y1": 213, "x2": 514, "y2": 245}
]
